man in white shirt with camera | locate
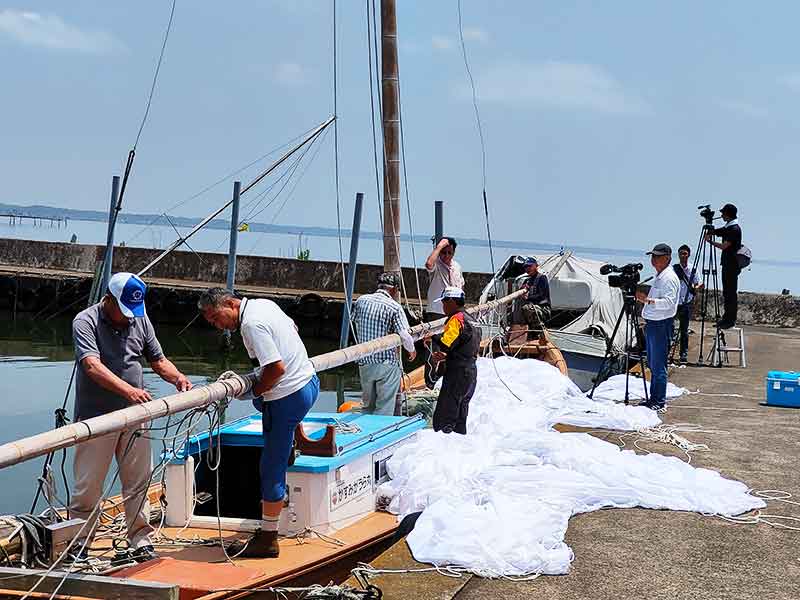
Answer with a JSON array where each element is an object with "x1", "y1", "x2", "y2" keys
[{"x1": 635, "y1": 243, "x2": 680, "y2": 410}]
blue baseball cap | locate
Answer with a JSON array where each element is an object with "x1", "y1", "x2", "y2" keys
[
  {"x1": 523, "y1": 256, "x2": 538, "y2": 266},
  {"x1": 108, "y1": 272, "x2": 147, "y2": 318}
]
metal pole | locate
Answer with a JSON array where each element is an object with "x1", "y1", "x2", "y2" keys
[
  {"x1": 381, "y1": 0, "x2": 401, "y2": 280},
  {"x1": 100, "y1": 176, "x2": 120, "y2": 294},
  {"x1": 337, "y1": 193, "x2": 364, "y2": 409},
  {"x1": 339, "y1": 193, "x2": 364, "y2": 349},
  {"x1": 434, "y1": 200, "x2": 443, "y2": 245},
  {"x1": 226, "y1": 182, "x2": 241, "y2": 293}
]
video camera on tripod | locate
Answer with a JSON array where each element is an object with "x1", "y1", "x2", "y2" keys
[
  {"x1": 600, "y1": 262, "x2": 643, "y2": 295},
  {"x1": 698, "y1": 204, "x2": 716, "y2": 228}
]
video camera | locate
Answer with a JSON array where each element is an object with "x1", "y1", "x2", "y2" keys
[
  {"x1": 600, "y1": 262, "x2": 643, "y2": 294},
  {"x1": 698, "y1": 204, "x2": 715, "y2": 228}
]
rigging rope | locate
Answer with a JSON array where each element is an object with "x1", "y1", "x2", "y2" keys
[
  {"x1": 365, "y1": 0, "x2": 383, "y2": 231},
  {"x1": 456, "y1": 0, "x2": 495, "y2": 275},
  {"x1": 366, "y1": 0, "x2": 420, "y2": 314}
]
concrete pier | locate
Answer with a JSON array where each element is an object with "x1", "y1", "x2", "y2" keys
[
  {"x1": 351, "y1": 324, "x2": 800, "y2": 599},
  {"x1": 0, "y1": 239, "x2": 492, "y2": 337}
]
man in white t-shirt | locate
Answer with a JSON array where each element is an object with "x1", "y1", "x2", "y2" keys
[
  {"x1": 424, "y1": 236, "x2": 465, "y2": 321},
  {"x1": 198, "y1": 288, "x2": 319, "y2": 558},
  {"x1": 635, "y1": 244, "x2": 680, "y2": 410}
]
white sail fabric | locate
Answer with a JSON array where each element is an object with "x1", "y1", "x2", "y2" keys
[
  {"x1": 378, "y1": 357, "x2": 764, "y2": 577},
  {"x1": 590, "y1": 373, "x2": 688, "y2": 404}
]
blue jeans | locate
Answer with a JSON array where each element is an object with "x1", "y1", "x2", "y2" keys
[
  {"x1": 259, "y1": 375, "x2": 319, "y2": 502},
  {"x1": 645, "y1": 318, "x2": 674, "y2": 403}
]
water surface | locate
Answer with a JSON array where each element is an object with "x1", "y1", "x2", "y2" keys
[{"x1": 0, "y1": 314, "x2": 361, "y2": 514}]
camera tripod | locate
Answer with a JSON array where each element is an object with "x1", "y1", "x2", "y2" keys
[
  {"x1": 685, "y1": 216, "x2": 724, "y2": 367},
  {"x1": 588, "y1": 290, "x2": 649, "y2": 405}
]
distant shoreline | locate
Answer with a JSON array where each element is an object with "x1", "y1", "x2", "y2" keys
[{"x1": 1, "y1": 202, "x2": 797, "y2": 269}]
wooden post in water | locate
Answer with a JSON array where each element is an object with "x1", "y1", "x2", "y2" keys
[
  {"x1": 434, "y1": 200, "x2": 444, "y2": 245},
  {"x1": 381, "y1": 0, "x2": 401, "y2": 280},
  {"x1": 337, "y1": 192, "x2": 365, "y2": 408},
  {"x1": 100, "y1": 175, "x2": 120, "y2": 294}
]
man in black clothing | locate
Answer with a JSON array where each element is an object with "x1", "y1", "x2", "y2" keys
[
  {"x1": 425, "y1": 287, "x2": 481, "y2": 434},
  {"x1": 705, "y1": 203, "x2": 742, "y2": 329},
  {"x1": 673, "y1": 244, "x2": 703, "y2": 363},
  {"x1": 519, "y1": 256, "x2": 551, "y2": 334}
]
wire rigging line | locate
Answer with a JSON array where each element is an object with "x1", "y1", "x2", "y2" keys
[
  {"x1": 126, "y1": 124, "x2": 321, "y2": 245},
  {"x1": 29, "y1": 3, "x2": 179, "y2": 517},
  {"x1": 456, "y1": 0, "x2": 495, "y2": 275},
  {"x1": 365, "y1": 0, "x2": 383, "y2": 232},
  {"x1": 134, "y1": 0, "x2": 177, "y2": 150},
  {"x1": 396, "y1": 55, "x2": 425, "y2": 313},
  {"x1": 332, "y1": 0, "x2": 349, "y2": 303},
  {"x1": 366, "y1": 0, "x2": 416, "y2": 312}
]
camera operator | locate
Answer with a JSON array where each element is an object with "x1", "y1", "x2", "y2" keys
[
  {"x1": 635, "y1": 244, "x2": 680, "y2": 410},
  {"x1": 673, "y1": 244, "x2": 703, "y2": 364},
  {"x1": 704, "y1": 203, "x2": 742, "y2": 329}
]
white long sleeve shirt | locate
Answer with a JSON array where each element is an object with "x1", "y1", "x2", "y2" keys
[{"x1": 642, "y1": 267, "x2": 680, "y2": 321}]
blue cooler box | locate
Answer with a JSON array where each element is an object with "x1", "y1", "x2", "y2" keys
[{"x1": 766, "y1": 371, "x2": 800, "y2": 407}]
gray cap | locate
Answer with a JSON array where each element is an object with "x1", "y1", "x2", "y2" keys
[{"x1": 646, "y1": 243, "x2": 672, "y2": 257}]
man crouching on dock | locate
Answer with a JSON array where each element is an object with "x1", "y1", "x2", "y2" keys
[
  {"x1": 71, "y1": 273, "x2": 192, "y2": 563},
  {"x1": 425, "y1": 287, "x2": 481, "y2": 434},
  {"x1": 199, "y1": 288, "x2": 320, "y2": 558}
]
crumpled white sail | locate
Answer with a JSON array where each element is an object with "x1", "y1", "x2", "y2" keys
[{"x1": 377, "y1": 357, "x2": 764, "y2": 577}]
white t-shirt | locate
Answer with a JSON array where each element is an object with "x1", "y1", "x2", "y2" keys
[
  {"x1": 642, "y1": 267, "x2": 680, "y2": 321},
  {"x1": 239, "y1": 297, "x2": 315, "y2": 402},
  {"x1": 426, "y1": 258, "x2": 465, "y2": 314}
]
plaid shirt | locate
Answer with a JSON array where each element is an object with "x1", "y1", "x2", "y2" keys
[{"x1": 352, "y1": 289, "x2": 413, "y2": 365}]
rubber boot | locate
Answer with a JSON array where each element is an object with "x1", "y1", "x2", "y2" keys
[{"x1": 228, "y1": 529, "x2": 280, "y2": 558}]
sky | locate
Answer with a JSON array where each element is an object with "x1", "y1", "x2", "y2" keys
[{"x1": 0, "y1": 1, "x2": 797, "y2": 271}]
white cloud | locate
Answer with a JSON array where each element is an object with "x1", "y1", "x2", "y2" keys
[
  {"x1": 0, "y1": 9, "x2": 123, "y2": 53},
  {"x1": 462, "y1": 27, "x2": 489, "y2": 44},
  {"x1": 718, "y1": 100, "x2": 768, "y2": 119},
  {"x1": 432, "y1": 35, "x2": 454, "y2": 51},
  {"x1": 468, "y1": 60, "x2": 650, "y2": 115},
  {"x1": 273, "y1": 61, "x2": 308, "y2": 86}
]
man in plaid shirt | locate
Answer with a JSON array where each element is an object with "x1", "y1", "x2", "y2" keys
[{"x1": 352, "y1": 272, "x2": 416, "y2": 415}]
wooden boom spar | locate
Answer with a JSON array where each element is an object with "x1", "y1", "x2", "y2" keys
[{"x1": 0, "y1": 289, "x2": 524, "y2": 470}]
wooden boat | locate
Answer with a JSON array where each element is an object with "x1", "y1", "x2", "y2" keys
[{"x1": 7, "y1": 412, "x2": 413, "y2": 599}]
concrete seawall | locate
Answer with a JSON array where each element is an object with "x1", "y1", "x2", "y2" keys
[
  {"x1": 0, "y1": 238, "x2": 491, "y2": 300},
  {"x1": 0, "y1": 238, "x2": 796, "y2": 329},
  {"x1": 0, "y1": 239, "x2": 493, "y2": 338}
]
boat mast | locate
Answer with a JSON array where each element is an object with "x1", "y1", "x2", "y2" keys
[{"x1": 381, "y1": 0, "x2": 401, "y2": 280}]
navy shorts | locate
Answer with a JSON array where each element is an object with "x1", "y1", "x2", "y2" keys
[{"x1": 259, "y1": 375, "x2": 319, "y2": 502}]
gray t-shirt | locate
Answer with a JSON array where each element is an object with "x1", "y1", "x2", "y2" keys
[{"x1": 72, "y1": 303, "x2": 164, "y2": 421}]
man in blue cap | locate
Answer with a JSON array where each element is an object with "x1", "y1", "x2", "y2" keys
[
  {"x1": 519, "y1": 256, "x2": 551, "y2": 335},
  {"x1": 70, "y1": 273, "x2": 192, "y2": 562}
]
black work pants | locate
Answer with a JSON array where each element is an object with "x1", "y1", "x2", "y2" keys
[
  {"x1": 721, "y1": 265, "x2": 740, "y2": 326},
  {"x1": 433, "y1": 362, "x2": 477, "y2": 435},
  {"x1": 676, "y1": 304, "x2": 691, "y2": 358}
]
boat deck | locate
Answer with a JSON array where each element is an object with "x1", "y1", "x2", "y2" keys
[{"x1": 102, "y1": 512, "x2": 397, "y2": 599}]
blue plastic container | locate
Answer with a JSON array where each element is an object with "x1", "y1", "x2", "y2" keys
[{"x1": 765, "y1": 371, "x2": 800, "y2": 408}]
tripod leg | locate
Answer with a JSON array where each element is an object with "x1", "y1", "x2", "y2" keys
[
  {"x1": 632, "y1": 310, "x2": 649, "y2": 404},
  {"x1": 588, "y1": 303, "x2": 628, "y2": 399}
]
